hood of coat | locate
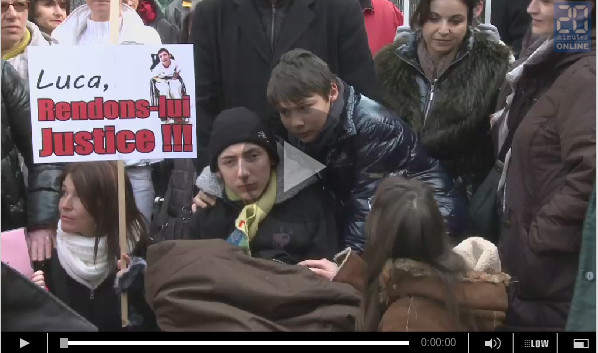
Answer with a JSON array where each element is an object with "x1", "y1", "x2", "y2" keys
[
  {"x1": 378, "y1": 257, "x2": 511, "y2": 313},
  {"x1": 195, "y1": 141, "x2": 318, "y2": 205},
  {"x1": 51, "y1": 4, "x2": 161, "y2": 44},
  {"x1": 521, "y1": 31, "x2": 596, "y2": 78}
]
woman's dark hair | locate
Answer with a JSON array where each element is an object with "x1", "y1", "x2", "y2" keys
[
  {"x1": 359, "y1": 176, "x2": 468, "y2": 331},
  {"x1": 60, "y1": 161, "x2": 150, "y2": 266},
  {"x1": 411, "y1": 0, "x2": 478, "y2": 30},
  {"x1": 28, "y1": 0, "x2": 70, "y2": 25}
]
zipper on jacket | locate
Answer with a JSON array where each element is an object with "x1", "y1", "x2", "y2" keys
[
  {"x1": 423, "y1": 79, "x2": 437, "y2": 126},
  {"x1": 89, "y1": 289, "x2": 94, "y2": 300},
  {"x1": 396, "y1": 49, "x2": 471, "y2": 126},
  {"x1": 271, "y1": 2, "x2": 276, "y2": 51}
]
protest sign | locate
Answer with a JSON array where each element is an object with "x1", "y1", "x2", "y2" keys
[{"x1": 28, "y1": 44, "x2": 196, "y2": 163}]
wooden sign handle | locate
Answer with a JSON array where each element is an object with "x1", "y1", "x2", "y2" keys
[
  {"x1": 110, "y1": 0, "x2": 127, "y2": 327},
  {"x1": 117, "y1": 160, "x2": 129, "y2": 327},
  {"x1": 109, "y1": 0, "x2": 119, "y2": 44}
]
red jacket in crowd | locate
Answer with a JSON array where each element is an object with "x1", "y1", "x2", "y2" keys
[{"x1": 361, "y1": 0, "x2": 404, "y2": 56}]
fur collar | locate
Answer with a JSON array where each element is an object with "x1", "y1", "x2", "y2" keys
[
  {"x1": 382, "y1": 258, "x2": 511, "y2": 285},
  {"x1": 374, "y1": 27, "x2": 511, "y2": 178},
  {"x1": 393, "y1": 28, "x2": 475, "y2": 73}
]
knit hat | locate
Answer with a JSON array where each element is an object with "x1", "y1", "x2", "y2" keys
[{"x1": 209, "y1": 107, "x2": 279, "y2": 172}]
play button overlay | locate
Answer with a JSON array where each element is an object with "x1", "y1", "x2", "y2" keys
[
  {"x1": 19, "y1": 338, "x2": 29, "y2": 349},
  {"x1": 283, "y1": 141, "x2": 326, "y2": 193}
]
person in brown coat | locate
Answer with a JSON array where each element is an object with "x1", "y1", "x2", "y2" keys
[
  {"x1": 492, "y1": 0, "x2": 596, "y2": 331},
  {"x1": 304, "y1": 176, "x2": 510, "y2": 331}
]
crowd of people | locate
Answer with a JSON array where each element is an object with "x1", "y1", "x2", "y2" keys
[{"x1": 1, "y1": 0, "x2": 595, "y2": 332}]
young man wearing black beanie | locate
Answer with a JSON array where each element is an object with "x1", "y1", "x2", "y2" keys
[{"x1": 189, "y1": 107, "x2": 339, "y2": 264}]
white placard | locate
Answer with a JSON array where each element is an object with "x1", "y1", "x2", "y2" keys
[{"x1": 28, "y1": 45, "x2": 196, "y2": 163}]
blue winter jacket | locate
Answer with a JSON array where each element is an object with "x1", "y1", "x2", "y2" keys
[{"x1": 290, "y1": 83, "x2": 467, "y2": 252}]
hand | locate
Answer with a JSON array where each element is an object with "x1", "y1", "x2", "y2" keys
[
  {"x1": 191, "y1": 190, "x2": 216, "y2": 213},
  {"x1": 27, "y1": 228, "x2": 56, "y2": 262},
  {"x1": 30, "y1": 270, "x2": 46, "y2": 289},
  {"x1": 297, "y1": 258, "x2": 339, "y2": 281},
  {"x1": 117, "y1": 254, "x2": 131, "y2": 277}
]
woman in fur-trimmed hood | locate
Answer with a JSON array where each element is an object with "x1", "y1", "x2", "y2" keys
[
  {"x1": 308, "y1": 176, "x2": 511, "y2": 331},
  {"x1": 360, "y1": 177, "x2": 510, "y2": 331},
  {"x1": 374, "y1": 0, "x2": 511, "y2": 195}
]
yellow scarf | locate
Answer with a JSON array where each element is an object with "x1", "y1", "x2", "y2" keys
[
  {"x1": 225, "y1": 170, "x2": 277, "y2": 254},
  {"x1": 2, "y1": 28, "x2": 31, "y2": 60}
]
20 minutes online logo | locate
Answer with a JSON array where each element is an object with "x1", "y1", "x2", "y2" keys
[{"x1": 554, "y1": 2, "x2": 593, "y2": 52}]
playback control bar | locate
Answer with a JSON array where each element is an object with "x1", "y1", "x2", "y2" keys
[{"x1": 2, "y1": 332, "x2": 595, "y2": 352}]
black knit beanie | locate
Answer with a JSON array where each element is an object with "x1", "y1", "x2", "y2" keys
[{"x1": 209, "y1": 107, "x2": 279, "y2": 172}]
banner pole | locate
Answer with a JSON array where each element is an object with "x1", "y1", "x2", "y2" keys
[
  {"x1": 404, "y1": 0, "x2": 410, "y2": 28},
  {"x1": 117, "y1": 160, "x2": 128, "y2": 328},
  {"x1": 108, "y1": 0, "x2": 128, "y2": 328},
  {"x1": 109, "y1": 0, "x2": 119, "y2": 44},
  {"x1": 485, "y1": 0, "x2": 492, "y2": 24}
]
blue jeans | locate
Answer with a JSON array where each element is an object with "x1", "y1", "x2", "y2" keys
[{"x1": 126, "y1": 166, "x2": 155, "y2": 226}]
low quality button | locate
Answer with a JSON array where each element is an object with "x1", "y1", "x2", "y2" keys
[{"x1": 585, "y1": 271, "x2": 594, "y2": 281}]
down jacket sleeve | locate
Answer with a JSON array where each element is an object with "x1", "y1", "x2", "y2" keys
[
  {"x1": 1, "y1": 62, "x2": 63, "y2": 229},
  {"x1": 343, "y1": 98, "x2": 467, "y2": 251}
]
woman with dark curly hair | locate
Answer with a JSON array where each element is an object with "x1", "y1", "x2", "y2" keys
[{"x1": 375, "y1": 0, "x2": 511, "y2": 215}]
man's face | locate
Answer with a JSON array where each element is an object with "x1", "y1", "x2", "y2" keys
[
  {"x1": 217, "y1": 143, "x2": 273, "y2": 203},
  {"x1": 158, "y1": 51, "x2": 171, "y2": 67},
  {"x1": 1, "y1": 0, "x2": 28, "y2": 52},
  {"x1": 277, "y1": 83, "x2": 338, "y2": 143}
]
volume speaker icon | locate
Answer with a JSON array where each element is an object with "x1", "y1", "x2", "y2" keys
[{"x1": 484, "y1": 337, "x2": 502, "y2": 350}]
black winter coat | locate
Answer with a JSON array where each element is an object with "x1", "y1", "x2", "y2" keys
[
  {"x1": 46, "y1": 248, "x2": 156, "y2": 331},
  {"x1": 290, "y1": 83, "x2": 467, "y2": 252},
  {"x1": 189, "y1": 171, "x2": 339, "y2": 264},
  {"x1": 192, "y1": 0, "x2": 380, "y2": 168},
  {"x1": 491, "y1": 0, "x2": 531, "y2": 57},
  {"x1": 1, "y1": 61, "x2": 62, "y2": 231},
  {"x1": 375, "y1": 29, "x2": 511, "y2": 191}
]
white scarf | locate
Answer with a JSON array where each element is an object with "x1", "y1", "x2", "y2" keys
[
  {"x1": 56, "y1": 220, "x2": 112, "y2": 290},
  {"x1": 489, "y1": 38, "x2": 554, "y2": 212}
]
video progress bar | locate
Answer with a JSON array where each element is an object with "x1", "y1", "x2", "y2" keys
[{"x1": 60, "y1": 339, "x2": 410, "y2": 347}]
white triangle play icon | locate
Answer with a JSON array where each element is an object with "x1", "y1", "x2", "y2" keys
[
  {"x1": 283, "y1": 141, "x2": 326, "y2": 193},
  {"x1": 19, "y1": 338, "x2": 29, "y2": 349}
]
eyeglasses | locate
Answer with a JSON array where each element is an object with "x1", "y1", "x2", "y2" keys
[{"x1": 1, "y1": 0, "x2": 29, "y2": 12}]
